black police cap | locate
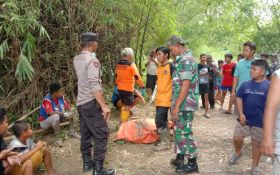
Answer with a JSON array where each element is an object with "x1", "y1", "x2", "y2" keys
[{"x1": 81, "y1": 32, "x2": 98, "y2": 42}]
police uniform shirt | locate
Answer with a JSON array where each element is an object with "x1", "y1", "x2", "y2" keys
[{"x1": 73, "y1": 51, "x2": 102, "y2": 106}]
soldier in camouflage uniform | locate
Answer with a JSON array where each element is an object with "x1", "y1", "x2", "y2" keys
[{"x1": 167, "y1": 36, "x2": 199, "y2": 174}]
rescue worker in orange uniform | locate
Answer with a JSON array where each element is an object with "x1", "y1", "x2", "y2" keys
[
  {"x1": 153, "y1": 46, "x2": 174, "y2": 151},
  {"x1": 115, "y1": 48, "x2": 145, "y2": 122}
]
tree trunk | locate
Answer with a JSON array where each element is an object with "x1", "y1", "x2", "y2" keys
[{"x1": 138, "y1": 2, "x2": 152, "y2": 76}]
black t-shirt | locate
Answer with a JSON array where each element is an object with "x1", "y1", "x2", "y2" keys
[{"x1": 198, "y1": 64, "x2": 210, "y2": 84}]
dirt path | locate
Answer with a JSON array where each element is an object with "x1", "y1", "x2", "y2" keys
[{"x1": 38, "y1": 96, "x2": 273, "y2": 175}]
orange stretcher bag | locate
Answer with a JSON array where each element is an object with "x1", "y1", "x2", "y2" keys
[{"x1": 114, "y1": 118, "x2": 159, "y2": 144}]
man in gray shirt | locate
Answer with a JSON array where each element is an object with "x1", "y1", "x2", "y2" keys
[{"x1": 73, "y1": 32, "x2": 114, "y2": 175}]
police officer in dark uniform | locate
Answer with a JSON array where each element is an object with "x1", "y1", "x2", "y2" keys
[{"x1": 73, "y1": 32, "x2": 115, "y2": 175}]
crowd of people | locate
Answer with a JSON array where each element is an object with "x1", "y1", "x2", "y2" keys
[{"x1": 0, "y1": 32, "x2": 279, "y2": 175}]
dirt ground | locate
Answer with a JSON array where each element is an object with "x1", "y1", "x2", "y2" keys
[{"x1": 36, "y1": 95, "x2": 273, "y2": 175}]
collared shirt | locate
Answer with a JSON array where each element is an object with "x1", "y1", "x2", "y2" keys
[
  {"x1": 172, "y1": 49, "x2": 199, "y2": 112},
  {"x1": 73, "y1": 51, "x2": 102, "y2": 106}
]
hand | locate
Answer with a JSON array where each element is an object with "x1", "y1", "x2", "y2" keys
[
  {"x1": 140, "y1": 96, "x2": 145, "y2": 105},
  {"x1": 102, "y1": 105, "x2": 111, "y2": 119},
  {"x1": 231, "y1": 91, "x2": 236, "y2": 100},
  {"x1": 239, "y1": 114, "x2": 246, "y2": 125},
  {"x1": 0, "y1": 148, "x2": 16, "y2": 159},
  {"x1": 261, "y1": 137, "x2": 275, "y2": 157},
  {"x1": 35, "y1": 141, "x2": 46, "y2": 150},
  {"x1": 171, "y1": 107, "x2": 180, "y2": 122}
]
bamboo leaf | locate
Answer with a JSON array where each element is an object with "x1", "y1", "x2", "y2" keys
[
  {"x1": 15, "y1": 53, "x2": 34, "y2": 82},
  {"x1": 0, "y1": 40, "x2": 9, "y2": 60}
]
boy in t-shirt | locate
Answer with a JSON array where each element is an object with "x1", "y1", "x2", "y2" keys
[
  {"x1": 153, "y1": 46, "x2": 173, "y2": 151},
  {"x1": 198, "y1": 54, "x2": 210, "y2": 118},
  {"x1": 220, "y1": 53, "x2": 236, "y2": 114},
  {"x1": 228, "y1": 60, "x2": 270, "y2": 175},
  {"x1": 9, "y1": 120, "x2": 61, "y2": 175}
]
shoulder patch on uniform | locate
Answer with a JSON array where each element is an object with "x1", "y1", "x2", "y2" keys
[{"x1": 93, "y1": 61, "x2": 99, "y2": 68}]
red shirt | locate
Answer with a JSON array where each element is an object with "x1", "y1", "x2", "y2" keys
[
  {"x1": 42, "y1": 98, "x2": 70, "y2": 115},
  {"x1": 222, "y1": 62, "x2": 236, "y2": 86}
]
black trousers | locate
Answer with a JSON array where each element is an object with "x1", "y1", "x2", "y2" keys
[
  {"x1": 77, "y1": 100, "x2": 109, "y2": 161},
  {"x1": 201, "y1": 81, "x2": 215, "y2": 108},
  {"x1": 208, "y1": 81, "x2": 215, "y2": 107},
  {"x1": 155, "y1": 106, "x2": 169, "y2": 129}
]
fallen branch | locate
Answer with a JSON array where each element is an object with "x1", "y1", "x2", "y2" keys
[
  {"x1": 4, "y1": 121, "x2": 71, "y2": 142},
  {"x1": 8, "y1": 106, "x2": 40, "y2": 129}
]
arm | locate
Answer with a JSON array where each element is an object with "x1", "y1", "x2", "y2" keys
[
  {"x1": 231, "y1": 76, "x2": 239, "y2": 98},
  {"x1": 43, "y1": 101, "x2": 63, "y2": 116},
  {"x1": 87, "y1": 58, "x2": 110, "y2": 118},
  {"x1": 150, "y1": 58, "x2": 159, "y2": 66},
  {"x1": 94, "y1": 91, "x2": 110, "y2": 119},
  {"x1": 18, "y1": 141, "x2": 45, "y2": 164},
  {"x1": 236, "y1": 97, "x2": 246, "y2": 124},
  {"x1": 262, "y1": 75, "x2": 280, "y2": 157},
  {"x1": 135, "y1": 90, "x2": 145, "y2": 104},
  {"x1": 132, "y1": 65, "x2": 145, "y2": 88}
]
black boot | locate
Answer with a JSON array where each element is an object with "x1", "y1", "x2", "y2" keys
[
  {"x1": 176, "y1": 158, "x2": 199, "y2": 174},
  {"x1": 170, "y1": 154, "x2": 184, "y2": 167},
  {"x1": 82, "y1": 154, "x2": 93, "y2": 172},
  {"x1": 93, "y1": 160, "x2": 115, "y2": 175}
]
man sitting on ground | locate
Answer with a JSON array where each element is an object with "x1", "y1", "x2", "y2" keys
[
  {"x1": 9, "y1": 120, "x2": 62, "y2": 175},
  {"x1": 38, "y1": 83, "x2": 71, "y2": 147}
]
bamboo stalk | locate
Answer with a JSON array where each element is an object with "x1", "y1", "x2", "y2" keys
[{"x1": 8, "y1": 106, "x2": 40, "y2": 129}]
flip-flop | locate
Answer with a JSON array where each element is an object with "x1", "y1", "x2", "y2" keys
[
  {"x1": 224, "y1": 111, "x2": 232, "y2": 114},
  {"x1": 203, "y1": 114, "x2": 210, "y2": 119}
]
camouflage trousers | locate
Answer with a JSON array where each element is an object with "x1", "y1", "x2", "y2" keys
[{"x1": 174, "y1": 111, "x2": 198, "y2": 158}]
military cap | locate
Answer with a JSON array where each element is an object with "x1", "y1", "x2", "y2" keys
[
  {"x1": 166, "y1": 35, "x2": 189, "y2": 46},
  {"x1": 81, "y1": 32, "x2": 98, "y2": 42}
]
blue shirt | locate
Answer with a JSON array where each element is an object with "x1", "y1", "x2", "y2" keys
[
  {"x1": 234, "y1": 58, "x2": 254, "y2": 90},
  {"x1": 237, "y1": 79, "x2": 270, "y2": 128}
]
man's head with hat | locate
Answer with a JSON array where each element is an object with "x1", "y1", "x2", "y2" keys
[
  {"x1": 81, "y1": 32, "x2": 99, "y2": 52},
  {"x1": 166, "y1": 35, "x2": 189, "y2": 58}
]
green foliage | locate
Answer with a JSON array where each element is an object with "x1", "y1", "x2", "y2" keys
[
  {"x1": 0, "y1": 0, "x2": 49, "y2": 82},
  {"x1": 0, "y1": 0, "x2": 279, "y2": 116}
]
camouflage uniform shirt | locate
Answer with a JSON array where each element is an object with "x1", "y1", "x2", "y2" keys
[{"x1": 172, "y1": 49, "x2": 199, "y2": 112}]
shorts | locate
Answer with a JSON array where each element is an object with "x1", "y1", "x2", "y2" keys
[
  {"x1": 118, "y1": 90, "x2": 134, "y2": 106},
  {"x1": 113, "y1": 95, "x2": 138, "y2": 108},
  {"x1": 233, "y1": 122, "x2": 263, "y2": 142},
  {"x1": 146, "y1": 74, "x2": 157, "y2": 91},
  {"x1": 221, "y1": 86, "x2": 232, "y2": 91},
  {"x1": 11, "y1": 149, "x2": 44, "y2": 175},
  {"x1": 199, "y1": 84, "x2": 209, "y2": 95}
]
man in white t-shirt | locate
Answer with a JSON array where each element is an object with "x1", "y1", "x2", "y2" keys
[
  {"x1": 261, "y1": 69, "x2": 280, "y2": 174},
  {"x1": 145, "y1": 49, "x2": 159, "y2": 97}
]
